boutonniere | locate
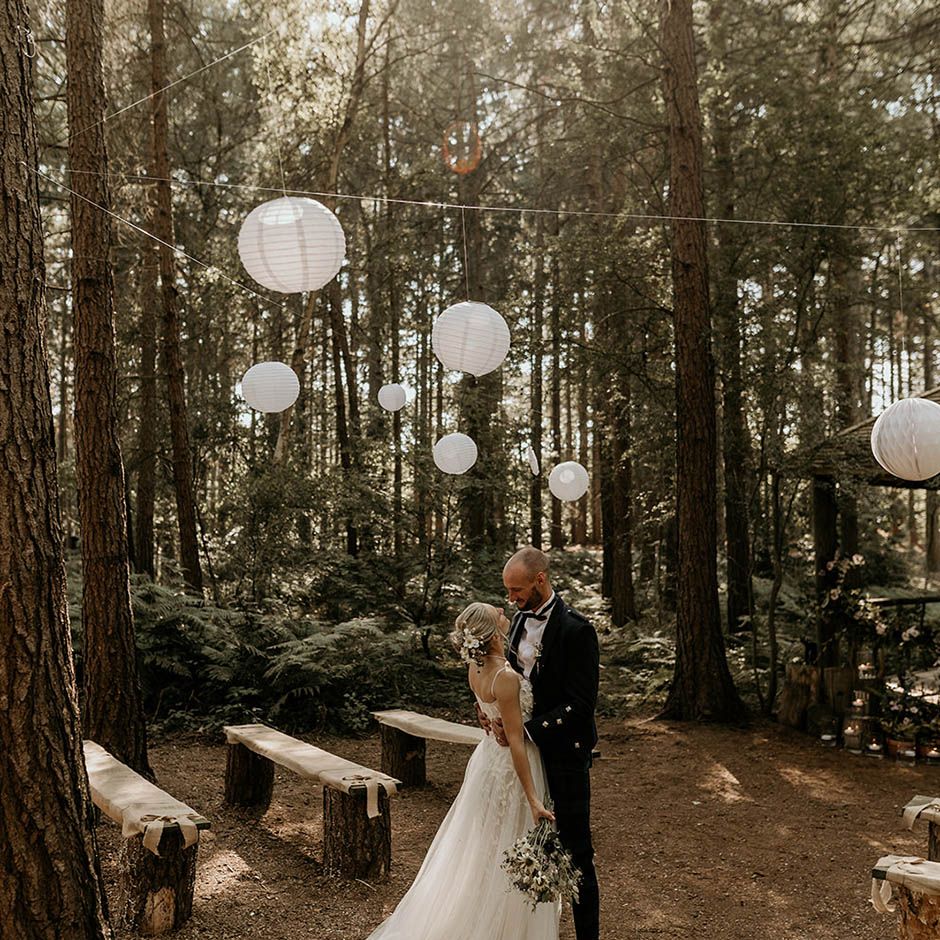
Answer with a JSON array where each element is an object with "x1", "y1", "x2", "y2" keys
[{"x1": 533, "y1": 641, "x2": 544, "y2": 672}]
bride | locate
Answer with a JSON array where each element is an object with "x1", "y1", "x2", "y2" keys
[{"x1": 365, "y1": 602, "x2": 561, "y2": 940}]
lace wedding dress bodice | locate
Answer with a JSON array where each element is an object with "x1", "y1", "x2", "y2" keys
[{"x1": 365, "y1": 664, "x2": 558, "y2": 940}]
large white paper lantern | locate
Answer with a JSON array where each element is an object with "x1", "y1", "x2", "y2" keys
[
  {"x1": 432, "y1": 301, "x2": 510, "y2": 377},
  {"x1": 871, "y1": 397, "x2": 940, "y2": 481},
  {"x1": 527, "y1": 445, "x2": 540, "y2": 476},
  {"x1": 433, "y1": 433, "x2": 478, "y2": 474},
  {"x1": 238, "y1": 196, "x2": 345, "y2": 293},
  {"x1": 378, "y1": 383, "x2": 407, "y2": 412},
  {"x1": 549, "y1": 461, "x2": 589, "y2": 501},
  {"x1": 241, "y1": 361, "x2": 300, "y2": 413}
]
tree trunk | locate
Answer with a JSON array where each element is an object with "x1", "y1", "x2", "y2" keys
[
  {"x1": 550, "y1": 244, "x2": 564, "y2": 549},
  {"x1": 659, "y1": 0, "x2": 744, "y2": 722},
  {"x1": 0, "y1": 5, "x2": 113, "y2": 931},
  {"x1": 117, "y1": 830, "x2": 198, "y2": 935},
  {"x1": 813, "y1": 474, "x2": 840, "y2": 668},
  {"x1": 67, "y1": 0, "x2": 151, "y2": 777},
  {"x1": 135, "y1": 239, "x2": 158, "y2": 578},
  {"x1": 148, "y1": 0, "x2": 202, "y2": 594},
  {"x1": 926, "y1": 307, "x2": 940, "y2": 572},
  {"x1": 322, "y1": 787, "x2": 392, "y2": 880},
  {"x1": 709, "y1": 4, "x2": 753, "y2": 634}
]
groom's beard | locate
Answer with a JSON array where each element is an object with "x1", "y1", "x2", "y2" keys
[{"x1": 519, "y1": 586, "x2": 545, "y2": 611}]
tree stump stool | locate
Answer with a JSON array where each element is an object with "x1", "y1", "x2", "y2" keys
[
  {"x1": 379, "y1": 723, "x2": 427, "y2": 787},
  {"x1": 224, "y1": 741, "x2": 275, "y2": 809},
  {"x1": 118, "y1": 827, "x2": 199, "y2": 936},
  {"x1": 323, "y1": 785, "x2": 392, "y2": 880},
  {"x1": 872, "y1": 855, "x2": 940, "y2": 939}
]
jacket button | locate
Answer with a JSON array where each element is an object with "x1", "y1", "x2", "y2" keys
[
  {"x1": 556, "y1": 718, "x2": 563, "y2": 725},
  {"x1": 542, "y1": 721, "x2": 549, "y2": 728},
  {"x1": 565, "y1": 706, "x2": 572, "y2": 713},
  {"x1": 574, "y1": 742, "x2": 581, "y2": 749}
]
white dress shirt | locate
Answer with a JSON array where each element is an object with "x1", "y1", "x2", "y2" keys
[{"x1": 516, "y1": 591, "x2": 556, "y2": 679}]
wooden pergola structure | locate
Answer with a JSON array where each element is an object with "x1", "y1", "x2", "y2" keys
[{"x1": 788, "y1": 387, "x2": 940, "y2": 671}]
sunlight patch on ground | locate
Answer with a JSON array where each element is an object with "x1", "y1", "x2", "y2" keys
[
  {"x1": 195, "y1": 848, "x2": 254, "y2": 898},
  {"x1": 776, "y1": 764, "x2": 853, "y2": 801},
  {"x1": 698, "y1": 760, "x2": 752, "y2": 803}
]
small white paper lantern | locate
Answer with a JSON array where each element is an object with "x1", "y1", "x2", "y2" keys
[
  {"x1": 378, "y1": 383, "x2": 407, "y2": 412},
  {"x1": 241, "y1": 361, "x2": 300, "y2": 413},
  {"x1": 433, "y1": 433, "x2": 478, "y2": 474},
  {"x1": 527, "y1": 445, "x2": 540, "y2": 476},
  {"x1": 871, "y1": 397, "x2": 940, "y2": 481},
  {"x1": 238, "y1": 196, "x2": 345, "y2": 294},
  {"x1": 549, "y1": 461, "x2": 589, "y2": 501},
  {"x1": 432, "y1": 301, "x2": 510, "y2": 377}
]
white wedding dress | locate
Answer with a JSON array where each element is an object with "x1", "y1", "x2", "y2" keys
[{"x1": 365, "y1": 665, "x2": 561, "y2": 940}]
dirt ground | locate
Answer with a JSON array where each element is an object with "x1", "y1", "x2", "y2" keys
[{"x1": 100, "y1": 715, "x2": 936, "y2": 940}]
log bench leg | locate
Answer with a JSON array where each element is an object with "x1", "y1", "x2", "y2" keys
[
  {"x1": 930, "y1": 821, "x2": 940, "y2": 862},
  {"x1": 224, "y1": 742, "x2": 274, "y2": 809},
  {"x1": 379, "y1": 724, "x2": 426, "y2": 787},
  {"x1": 323, "y1": 786, "x2": 391, "y2": 880},
  {"x1": 117, "y1": 829, "x2": 198, "y2": 935},
  {"x1": 895, "y1": 886, "x2": 940, "y2": 939}
]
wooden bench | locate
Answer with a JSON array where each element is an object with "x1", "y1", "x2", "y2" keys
[
  {"x1": 223, "y1": 723, "x2": 400, "y2": 879},
  {"x1": 372, "y1": 709, "x2": 484, "y2": 786},
  {"x1": 902, "y1": 796, "x2": 940, "y2": 860},
  {"x1": 83, "y1": 741, "x2": 210, "y2": 935},
  {"x1": 872, "y1": 855, "x2": 940, "y2": 938}
]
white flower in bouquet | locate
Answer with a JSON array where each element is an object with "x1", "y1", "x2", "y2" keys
[{"x1": 500, "y1": 806, "x2": 581, "y2": 911}]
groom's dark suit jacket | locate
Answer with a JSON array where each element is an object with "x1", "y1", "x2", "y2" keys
[{"x1": 508, "y1": 593, "x2": 599, "y2": 768}]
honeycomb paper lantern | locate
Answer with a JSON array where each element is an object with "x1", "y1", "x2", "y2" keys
[
  {"x1": 870, "y1": 397, "x2": 940, "y2": 481},
  {"x1": 241, "y1": 361, "x2": 300, "y2": 413},
  {"x1": 238, "y1": 196, "x2": 345, "y2": 293},
  {"x1": 549, "y1": 460, "x2": 589, "y2": 501},
  {"x1": 527, "y1": 445, "x2": 540, "y2": 476},
  {"x1": 433, "y1": 433, "x2": 478, "y2": 474},
  {"x1": 378, "y1": 383, "x2": 407, "y2": 412},
  {"x1": 432, "y1": 301, "x2": 510, "y2": 377}
]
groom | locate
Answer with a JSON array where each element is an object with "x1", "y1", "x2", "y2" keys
[{"x1": 481, "y1": 546, "x2": 600, "y2": 940}]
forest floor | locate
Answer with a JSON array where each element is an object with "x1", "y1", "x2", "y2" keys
[{"x1": 99, "y1": 713, "x2": 935, "y2": 940}]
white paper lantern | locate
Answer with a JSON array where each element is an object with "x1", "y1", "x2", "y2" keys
[
  {"x1": 240, "y1": 361, "x2": 300, "y2": 413},
  {"x1": 549, "y1": 461, "x2": 589, "y2": 501},
  {"x1": 432, "y1": 301, "x2": 510, "y2": 377},
  {"x1": 433, "y1": 433, "x2": 478, "y2": 474},
  {"x1": 871, "y1": 397, "x2": 940, "y2": 481},
  {"x1": 527, "y1": 445, "x2": 540, "y2": 476},
  {"x1": 378, "y1": 383, "x2": 407, "y2": 412},
  {"x1": 238, "y1": 196, "x2": 345, "y2": 293}
]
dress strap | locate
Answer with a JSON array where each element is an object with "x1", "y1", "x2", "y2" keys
[{"x1": 489, "y1": 662, "x2": 516, "y2": 700}]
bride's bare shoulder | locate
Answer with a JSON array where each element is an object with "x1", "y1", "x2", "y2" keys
[{"x1": 492, "y1": 665, "x2": 522, "y2": 701}]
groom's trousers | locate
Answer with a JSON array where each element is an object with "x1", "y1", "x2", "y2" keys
[{"x1": 545, "y1": 761, "x2": 599, "y2": 940}]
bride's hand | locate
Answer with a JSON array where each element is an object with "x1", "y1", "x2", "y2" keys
[{"x1": 528, "y1": 797, "x2": 555, "y2": 826}]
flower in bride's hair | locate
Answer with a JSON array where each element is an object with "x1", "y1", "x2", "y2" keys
[{"x1": 455, "y1": 626, "x2": 485, "y2": 664}]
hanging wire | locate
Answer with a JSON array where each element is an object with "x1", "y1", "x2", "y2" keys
[
  {"x1": 261, "y1": 31, "x2": 289, "y2": 198},
  {"x1": 51, "y1": 168, "x2": 940, "y2": 234},
  {"x1": 461, "y1": 205, "x2": 470, "y2": 299},
  {"x1": 58, "y1": 25, "x2": 282, "y2": 148},
  {"x1": 30, "y1": 165, "x2": 288, "y2": 312},
  {"x1": 897, "y1": 228, "x2": 905, "y2": 319}
]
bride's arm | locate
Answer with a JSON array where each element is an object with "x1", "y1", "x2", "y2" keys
[{"x1": 494, "y1": 671, "x2": 555, "y2": 824}]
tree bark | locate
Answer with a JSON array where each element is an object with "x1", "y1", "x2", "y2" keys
[
  {"x1": 659, "y1": 0, "x2": 744, "y2": 722},
  {"x1": 148, "y1": 0, "x2": 203, "y2": 594},
  {"x1": 379, "y1": 725, "x2": 426, "y2": 787},
  {"x1": 66, "y1": 0, "x2": 151, "y2": 777},
  {"x1": 322, "y1": 787, "x2": 392, "y2": 880},
  {"x1": 0, "y1": 4, "x2": 113, "y2": 932}
]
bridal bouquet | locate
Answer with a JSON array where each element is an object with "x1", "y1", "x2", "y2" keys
[{"x1": 500, "y1": 808, "x2": 581, "y2": 910}]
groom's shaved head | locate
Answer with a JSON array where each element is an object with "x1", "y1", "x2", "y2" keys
[{"x1": 504, "y1": 546, "x2": 549, "y2": 580}]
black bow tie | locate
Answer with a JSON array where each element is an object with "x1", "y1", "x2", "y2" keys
[{"x1": 517, "y1": 597, "x2": 557, "y2": 624}]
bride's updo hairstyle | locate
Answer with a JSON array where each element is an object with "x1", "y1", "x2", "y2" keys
[{"x1": 451, "y1": 602, "x2": 500, "y2": 667}]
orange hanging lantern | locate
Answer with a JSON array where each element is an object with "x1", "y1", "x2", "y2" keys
[{"x1": 442, "y1": 121, "x2": 482, "y2": 175}]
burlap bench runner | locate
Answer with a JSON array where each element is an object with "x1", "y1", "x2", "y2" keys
[
  {"x1": 224, "y1": 723, "x2": 399, "y2": 817},
  {"x1": 372, "y1": 709, "x2": 485, "y2": 746},
  {"x1": 83, "y1": 741, "x2": 209, "y2": 855},
  {"x1": 871, "y1": 855, "x2": 940, "y2": 913}
]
